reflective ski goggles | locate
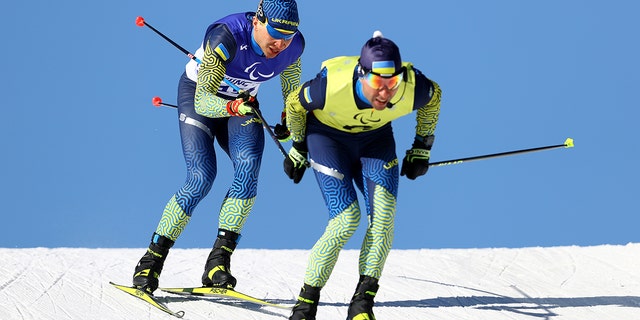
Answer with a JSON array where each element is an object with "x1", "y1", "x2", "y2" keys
[{"x1": 361, "y1": 71, "x2": 403, "y2": 91}]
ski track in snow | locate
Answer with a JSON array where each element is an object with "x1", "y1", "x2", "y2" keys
[{"x1": 0, "y1": 244, "x2": 639, "y2": 320}]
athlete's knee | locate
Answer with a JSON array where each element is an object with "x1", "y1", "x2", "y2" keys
[
  {"x1": 233, "y1": 156, "x2": 261, "y2": 176},
  {"x1": 336, "y1": 223, "x2": 358, "y2": 241},
  {"x1": 327, "y1": 207, "x2": 361, "y2": 241},
  {"x1": 178, "y1": 167, "x2": 215, "y2": 200}
]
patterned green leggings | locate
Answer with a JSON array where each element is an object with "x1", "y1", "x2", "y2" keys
[{"x1": 304, "y1": 185, "x2": 396, "y2": 287}]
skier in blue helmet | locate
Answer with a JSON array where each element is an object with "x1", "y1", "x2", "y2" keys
[{"x1": 132, "y1": 0, "x2": 304, "y2": 294}]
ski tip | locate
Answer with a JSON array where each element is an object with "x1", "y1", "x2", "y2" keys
[
  {"x1": 111, "y1": 282, "x2": 185, "y2": 318},
  {"x1": 564, "y1": 137, "x2": 574, "y2": 148},
  {"x1": 135, "y1": 16, "x2": 145, "y2": 27}
]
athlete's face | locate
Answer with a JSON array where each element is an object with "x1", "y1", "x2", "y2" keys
[
  {"x1": 359, "y1": 74, "x2": 401, "y2": 110},
  {"x1": 252, "y1": 17, "x2": 294, "y2": 59}
]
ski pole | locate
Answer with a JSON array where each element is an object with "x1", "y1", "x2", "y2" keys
[
  {"x1": 135, "y1": 16, "x2": 243, "y2": 91},
  {"x1": 250, "y1": 107, "x2": 311, "y2": 168},
  {"x1": 152, "y1": 96, "x2": 275, "y2": 129},
  {"x1": 429, "y1": 138, "x2": 574, "y2": 167},
  {"x1": 151, "y1": 97, "x2": 309, "y2": 168},
  {"x1": 136, "y1": 16, "x2": 201, "y2": 63},
  {"x1": 137, "y1": 17, "x2": 303, "y2": 166},
  {"x1": 152, "y1": 96, "x2": 177, "y2": 109},
  {"x1": 250, "y1": 107, "x2": 288, "y2": 158}
]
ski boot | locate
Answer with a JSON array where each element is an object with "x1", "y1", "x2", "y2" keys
[
  {"x1": 201, "y1": 229, "x2": 239, "y2": 289},
  {"x1": 289, "y1": 283, "x2": 322, "y2": 320},
  {"x1": 346, "y1": 276, "x2": 379, "y2": 320},
  {"x1": 132, "y1": 233, "x2": 174, "y2": 294}
]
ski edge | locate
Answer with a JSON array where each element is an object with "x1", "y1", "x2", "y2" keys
[{"x1": 110, "y1": 281, "x2": 185, "y2": 318}]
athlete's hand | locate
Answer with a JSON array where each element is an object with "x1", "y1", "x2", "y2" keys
[
  {"x1": 273, "y1": 112, "x2": 291, "y2": 142},
  {"x1": 283, "y1": 142, "x2": 308, "y2": 184},
  {"x1": 400, "y1": 139, "x2": 431, "y2": 180},
  {"x1": 226, "y1": 91, "x2": 259, "y2": 116}
]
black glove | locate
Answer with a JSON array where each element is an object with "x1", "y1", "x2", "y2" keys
[
  {"x1": 400, "y1": 138, "x2": 431, "y2": 180},
  {"x1": 273, "y1": 111, "x2": 291, "y2": 142},
  {"x1": 226, "y1": 90, "x2": 259, "y2": 116},
  {"x1": 283, "y1": 141, "x2": 308, "y2": 184}
]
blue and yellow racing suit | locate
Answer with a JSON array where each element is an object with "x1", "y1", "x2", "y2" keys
[
  {"x1": 286, "y1": 56, "x2": 440, "y2": 286},
  {"x1": 153, "y1": 12, "x2": 304, "y2": 242}
]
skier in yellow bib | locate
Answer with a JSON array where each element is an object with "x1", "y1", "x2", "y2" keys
[{"x1": 283, "y1": 31, "x2": 442, "y2": 320}]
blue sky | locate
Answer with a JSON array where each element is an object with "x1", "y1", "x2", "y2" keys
[{"x1": 1, "y1": 0, "x2": 638, "y2": 250}]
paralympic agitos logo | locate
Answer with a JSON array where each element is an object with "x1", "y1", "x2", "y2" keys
[
  {"x1": 342, "y1": 112, "x2": 381, "y2": 131},
  {"x1": 353, "y1": 112, "x2": 381, "y2": 125},
  {"x1": 244, "y1": 62, "x2": 275, "y2": 80}
]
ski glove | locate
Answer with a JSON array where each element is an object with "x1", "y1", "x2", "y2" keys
[
  {"x1": 401, "y1": 139, "x2": 431, "y2": 180},
  {"x1": 283, "y1": 142, "x2": 308, "y2": 184},
  {"x1": 273, "y1": 111, "x2": 291, "y2": 142},
  {"x1": 226, "y1": 90, "x2": 259, "y2": 116}
]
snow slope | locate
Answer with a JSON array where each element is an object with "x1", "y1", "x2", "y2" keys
[{"x1": 1, "y1": 244, "x2": 639, "y2": 319}]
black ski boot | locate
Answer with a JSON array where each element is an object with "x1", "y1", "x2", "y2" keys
[
  {"x1": 201, "y1": 229, "x2": 239, "y2": 289},
  {"x1": 132, "y1": 233, "x2": 174, "y2": 294},
  {"x1": 346, "y1": 276, "x2": 379, "y2": 320},
  {"x1": 289, "y1": 283, "x2": 322, "y2": 320}
]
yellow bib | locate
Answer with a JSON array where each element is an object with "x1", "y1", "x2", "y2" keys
[{"x1": 312, "y1": 56, "x2": 417, "y2": 133}]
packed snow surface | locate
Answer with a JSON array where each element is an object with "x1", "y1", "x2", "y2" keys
[{"x1": 1, "y1": 244, "x2": 639, "y2": 319}]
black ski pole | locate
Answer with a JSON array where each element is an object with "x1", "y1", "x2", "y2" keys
[
  {"x1": 429, "y1": 138, "x2": 574, "y2": 167},
  {"x1": 137, "y1": 17, "x2": 305, "y2": 166},
  {"x1": 150, "y1": 97, "x2": 309, "y2": 168},
  {"x1": 152, "y1": 96, "x2": 177, "y2": 109},
  {"x1": 136, "y1": 16, "x2": 201, "y2": 63},
  {"x1": 250, "y1": 108, "x2": 287, "y2": 158},
  {"x1": 136, "y1": 16, "x2": 243, "y2": 90}
]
